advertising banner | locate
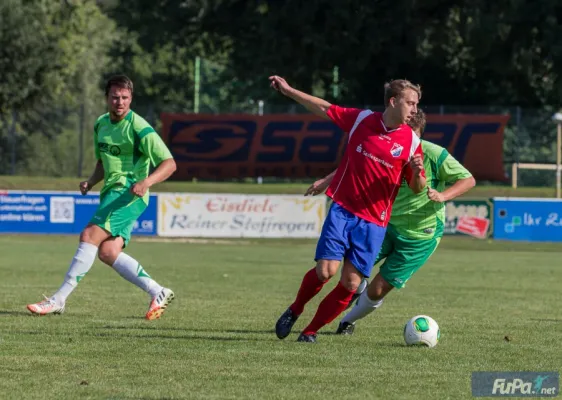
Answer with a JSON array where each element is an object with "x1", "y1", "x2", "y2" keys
[
  {"x1": 444, "y1": 199, "x2": 493, "y2": 239},
  {"x1": 161, "y1": 113, "x2": 509, "y2": 182},
  {"x1": 493, "y1": 198, "x2": 562, "y2": 242},
  {"x1": 158, "y1": 193, "x2": 326, "y2": 238},
  {"x1": 0, "y1": 191, "x2": 157, "y2": 236}
]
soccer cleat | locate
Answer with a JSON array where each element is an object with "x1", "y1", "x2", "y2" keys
[
  {"x1": 275, "y1": 308, "x2": 299, "y2": 339},
  {"x1": 336, "y1": 321, "x2": 355, "y2": 335},
  {"x1": 297, "y1": 333, "x2": 317, "y2": 343},
  {"x1": 27, "y1": 295, "x2": 65, "y2": 315},
  {"x1": 145, "y1": 288, "x2": 175, "y2": 320},
  {"x1": 346, "y1": 278, "x2": 368, "y2": 310}
]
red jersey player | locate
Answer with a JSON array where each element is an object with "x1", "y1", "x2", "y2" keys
[{"x1": 270, "y1": 75, "x2": 426, "y2": 343}]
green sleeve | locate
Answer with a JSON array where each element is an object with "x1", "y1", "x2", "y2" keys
[
  {"x1": 437, "y1": 150, "x2": 472, "y2": 183},
  {"x1": 94, "y1": 121, "x2": 101, "y2": 160},
  {"x1": 132, "y1": 113, "x2": 173, "y2": 166},
  {"x1": 140, "y1": 132, "x2": 173, "y2": 166}
]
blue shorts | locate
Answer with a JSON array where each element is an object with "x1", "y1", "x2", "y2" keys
[{"x1": 315, "y1": 202, "x2": 387, "y2": 278}]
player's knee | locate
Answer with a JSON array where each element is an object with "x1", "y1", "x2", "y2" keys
[
  {"x1": 367, "y1": 277, "x2": 392, "y2": 301},
  {"x1": 98, "y1": 243, "x2": 120, "y2": 265},
  {"x1": 339, "y1": 274, "x2": 362, "y2": 292},
  {"x1": 315, "y1": 260, "x2": 339, "y2": 281},
  {"x1": 79, "y1": 228, "x2": 94, "y2": 244},
  {"x1": 80, "y1": 225, "x2": 105, "y2": 245}
]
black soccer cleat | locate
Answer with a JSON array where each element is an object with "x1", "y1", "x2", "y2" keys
[
  {"x1": 275, "y1": 308, "x2": 299, "y2": 339},
  {"x1": 336, "y1": 321, "x2": 355, "y2": 335},
  {"x1": 297, "y1": 333, "x2": 317, "y2": 343}
]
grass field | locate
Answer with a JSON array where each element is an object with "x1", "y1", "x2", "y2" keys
[
  {"x1": 0, "y1": 235, "x2": 560, "y2": 400},
  {"x1": 0, "y1": 174, "x2": 559, "y2": 198}
]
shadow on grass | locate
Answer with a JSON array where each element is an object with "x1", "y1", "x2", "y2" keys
[
  {"x1": 100, "y1": 324, "x2": 276, "y2": 335},
  {"x1": 7, "y1": 328, "x2": 279, "y2": 342},
  {"x1": 0, "y1": 310, "x2": 33, "y2": 316},
  {"x1": 93, "y1": 331, "x2": 278, "y2": 342}
]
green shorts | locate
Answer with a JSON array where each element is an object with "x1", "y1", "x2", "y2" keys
[
  {"x1": 375, "y1": 225, "x2": 441, "y2": 289},
  {"x1": 89, "y1": 189, "x2": 147, "y2": 247}
]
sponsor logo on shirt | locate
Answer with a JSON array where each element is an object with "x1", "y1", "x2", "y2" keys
[
  {"x1": 98, "y1": 143, "x2": 121, "y2": 156},
  {"x1": 356, "y1": 143, "x2": 394, "y2": 169},
  {"x1": 380, "y1": 210, "x2": 386, "y2": 221},
  {"x1": 390, "y1": 143, "x2": 403, "y2": 157}
]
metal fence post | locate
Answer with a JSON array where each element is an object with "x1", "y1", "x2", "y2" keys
[
  {"x1": 10, "y1": 108, "x2": 17, "y2": 176},
  {"x1": 78, "y1": 102, "x2": 85, "y2": 177}
]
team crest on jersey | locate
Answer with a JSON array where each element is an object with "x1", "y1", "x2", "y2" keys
[{"x1": 390, "y1": 143, "x2": 403, "y2": 157}]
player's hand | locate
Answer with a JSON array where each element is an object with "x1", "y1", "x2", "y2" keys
[
  {"x1": 305, "y1": 178, "x2": 330, "y2": 196},
  {"x1": 79, "y1": 181, "x2": 91, "y2": 196},
  {"x1": 410, "y1": 154, "x2": 424, "y2": 176},
  {"x1": 269, "y1": 75, "x2": 293, "y2": 96},
  {"x1": 427, "y1": 187, "x2": 446, "y2": 203},
  {"x1": 130, "y1": 180, "x2": 150, "y2": 197}
]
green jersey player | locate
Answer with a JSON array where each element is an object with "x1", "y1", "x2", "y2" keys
[
  {"x1": 27, "y1": 75, "x2": 177, "y2": 320},
  {"x1": 305, "y1": 110, "x2": 475, "y2": 335}
]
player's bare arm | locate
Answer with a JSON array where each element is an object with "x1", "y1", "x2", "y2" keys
[
  {"x1": 80, "y1": 160, "x2": 105, "y2": 195},
  {"x1": 131, "y1": 158, "x2": 177, "y2": 197},
  {"x1": 408, "y1": 154, "x2": 426, "y2": 194},
  {"x1": 305, "y1": 169, "x2": 337, "y2": 196},
  {"x1": 427, "y1": 176, "x2": 476, "y2": 203},
  {"x1": 269, "y1": 75, "x2": 331, "y2": 120}
]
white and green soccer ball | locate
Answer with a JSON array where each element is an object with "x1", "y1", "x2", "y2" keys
[{"x1": 403, "y1": 315, "x2": 440, "y2": 347}]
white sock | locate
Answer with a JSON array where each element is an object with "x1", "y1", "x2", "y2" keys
[
  {"x1": 51, "y1": 242, "x2": 98, "y2": 305},
  {"x1": 112, "y1": 253, "x2": 163, "y2": 297},
  {"x1": 341, "y1": 290, "x2": 384, "y2": 324}
]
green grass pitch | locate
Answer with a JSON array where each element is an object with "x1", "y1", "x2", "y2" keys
[{"x1": 0, "y1": 235, "x2": 560, "y2": 399}]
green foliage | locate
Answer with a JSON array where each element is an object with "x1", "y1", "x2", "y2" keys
[
  {"x1": 17, "y1": 126, "x2": 97, "y2": 177},
  {"x1": 0, "y1": 0, "x2": 118, "y2": 176}
]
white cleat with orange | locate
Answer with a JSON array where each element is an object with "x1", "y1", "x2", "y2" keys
[
  {"x1": 145, "y1": 288, "x2": 175, "y2": 320},
  {"x1": 27, "y1": 296, "x2": 65, "y2": 315}
]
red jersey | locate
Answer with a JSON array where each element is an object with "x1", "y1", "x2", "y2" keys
[{"x1": 326, "y1": 105, "x2": 424, "y2": 227}]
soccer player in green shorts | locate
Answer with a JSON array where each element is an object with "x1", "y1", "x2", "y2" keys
[
  {"x1": 305, "y1": 109, "x2": 475, "y2": 335},
  {"x1": 27, "y1": 75, "x2": 178, "y2": 320}
]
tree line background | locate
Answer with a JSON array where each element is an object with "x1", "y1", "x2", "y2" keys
[{"x1": 1, "y1": 0, "x2": 561, "y2": 183}]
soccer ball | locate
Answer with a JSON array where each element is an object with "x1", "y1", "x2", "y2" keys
[{"x1": 403, "y1": 315, "x2": 440, "y2": 347}]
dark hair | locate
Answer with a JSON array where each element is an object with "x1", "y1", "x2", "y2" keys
[
  {"x1": 408, "y1": 109, "x2": 426, "y2": 135},
  {"x1": 384, "y1": 79, "x2": 422, "y2": 107},
  {"x1": 105, "y1": 75, "x2": 134, "y2": 96}
]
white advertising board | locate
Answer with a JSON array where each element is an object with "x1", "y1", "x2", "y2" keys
[{"x1": 158, "y1": 193, "x2": 326, "y2": 238}]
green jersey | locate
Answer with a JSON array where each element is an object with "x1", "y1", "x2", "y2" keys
[
  {"x1": 94, "y1": 110, "x2": 173, "y2": 202},
  {"x1": 390, "y1": 140, "x2": 472, "y2": 240}
]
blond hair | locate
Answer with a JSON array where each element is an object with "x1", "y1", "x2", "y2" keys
[{"x1": 384, "y1": 79, "x2": 422, "y2": 107}]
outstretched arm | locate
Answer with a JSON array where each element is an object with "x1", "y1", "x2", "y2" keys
[
  {"x1": 305, "y1": 169, "x2": 337, "y2": 196},
  {"x1": 269, "y1": 76, "x2": 331, "y2": 120}
]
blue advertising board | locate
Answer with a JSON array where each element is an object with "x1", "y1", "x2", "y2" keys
[
  {"x1": 493, "y1": 197, "x2": 562, "y2": 242},
  {"x1": 0, "y1": 191, "x2": 157, "y2": 236}
]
